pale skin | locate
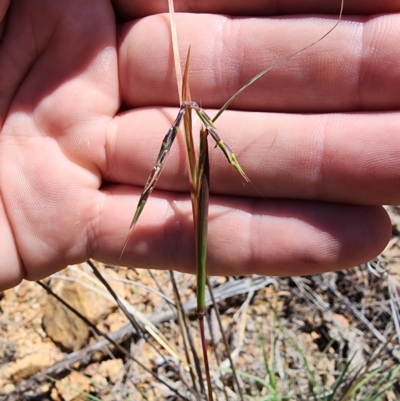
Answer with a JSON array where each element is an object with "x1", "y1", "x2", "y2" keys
[{"x1": 0, "y1": 0, "x2": 399, "y2": 291}]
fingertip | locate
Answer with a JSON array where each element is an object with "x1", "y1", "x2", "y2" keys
[
  {"x1": 348, "y1": 205, "x2": 392, "y2": 265},
  {"x1": 0, "y1": 203, "x2": 25, "y2": 291},
  {"x1": 290, "y1": 204, "x2": 392, "y2": 275}
]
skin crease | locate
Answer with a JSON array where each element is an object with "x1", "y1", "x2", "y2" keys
[{"x1": 0, "y1": 0, "x2": 398, "y2": 290}]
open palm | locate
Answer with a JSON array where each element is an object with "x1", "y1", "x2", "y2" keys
[{"x1": 0, "y1": 0, "x2": 398, "y2": 290}]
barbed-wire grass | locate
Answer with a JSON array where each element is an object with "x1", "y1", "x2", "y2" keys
[{"x1": 117, "y1": 0, "x2": 344, "y2": 399}]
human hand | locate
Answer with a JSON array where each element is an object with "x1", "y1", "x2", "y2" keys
[{"x1": 0, "y1": 0, "x2": 398, "y2": 290}]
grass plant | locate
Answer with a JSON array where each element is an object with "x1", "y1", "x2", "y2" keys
[{"x1": 118, "y1": 1, "x2": 344, "y2": 399}]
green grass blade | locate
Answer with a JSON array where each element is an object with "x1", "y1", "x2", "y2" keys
[
  {"x1": 196, "y1": 128, "x2": 210, "y2": 313},
  {"x1": 195, "y1": 128, "x2": 213, "y2": 401}
]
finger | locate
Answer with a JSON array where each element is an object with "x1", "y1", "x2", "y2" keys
[
  {"x1": 94, "y1": 186, "x2": 391, "y2": 276},
  {"x1": 0, "y1": 196, "x2": 23, "y2": 290},
  {"x1": 114, "y1": 0, "x2": 400, "y2": 19},
  {"x1": 0, "y1": 0, "x2": 10, "y2": 22},
  {"x1": 119, "y1": 12, "x2": 400, "y2": 112},
  {"x1": 0, "y1": 0, "x2": 118, "y2": 129},
  {"x1": 106, "y1": 108, "x2": 400, "y2": 205}
]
